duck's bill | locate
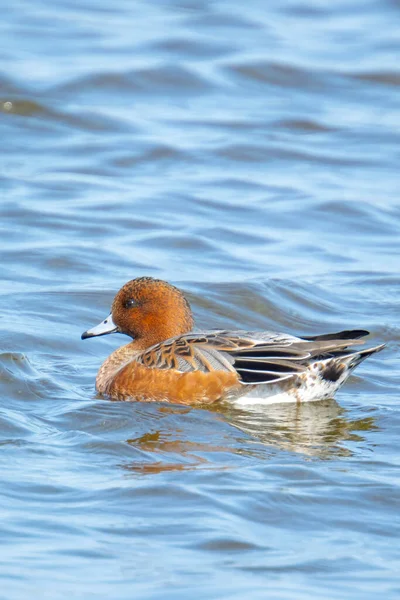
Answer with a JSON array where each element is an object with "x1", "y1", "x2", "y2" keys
[{"x1": 81, "y1": 314, "x2": 118, "y2": 340}]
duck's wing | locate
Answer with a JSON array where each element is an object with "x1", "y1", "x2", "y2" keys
[{"x1": 136, "y1": 329, "x2": 371, "y2": 385}]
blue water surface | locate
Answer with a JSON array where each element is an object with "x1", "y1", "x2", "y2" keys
[{"x1": 1, "y1": 0, "x2": 399, "y2": 598}]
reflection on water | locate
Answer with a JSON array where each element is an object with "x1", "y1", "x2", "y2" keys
[
  {"x1": 121, "y1": 399, "x2": 378, "y2": 475},
  {"x1": 220, "y1": 399, "x2": 378, "y2": 459},
  {"x1": 125, "y1": 432, "x2": 227, "y2": 474}
]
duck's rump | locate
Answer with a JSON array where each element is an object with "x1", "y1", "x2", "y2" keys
[{"x1": 234, "y1": 342, "x2": 384, "y2": 404}]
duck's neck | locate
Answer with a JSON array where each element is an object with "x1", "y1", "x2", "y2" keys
[{"x1": 96, "y1": 341, "x2": 142, "y2": 394}]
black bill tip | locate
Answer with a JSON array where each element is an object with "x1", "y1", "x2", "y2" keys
[{"x1": 81, "y1": 331, "x2": 93, "y2": 340}]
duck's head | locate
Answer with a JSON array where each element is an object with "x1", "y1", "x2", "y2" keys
[{"x1": 81, "y1": 277, "x2": 194, "y2": 346}]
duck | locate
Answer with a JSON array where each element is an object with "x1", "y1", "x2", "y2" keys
[{"x1": 81, "y1": 277, "x2": 384, "y2": 405}]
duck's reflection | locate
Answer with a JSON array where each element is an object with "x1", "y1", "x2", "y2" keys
[
  {"x1": 121, "y1": 398, "x2": 378, "y2": 475},
  {"x1": 125, "y1": 429, "x2": 229, "y2": 473},
  {"x1": 216, "y1": 398, "x2": 378, "y2": 458}
]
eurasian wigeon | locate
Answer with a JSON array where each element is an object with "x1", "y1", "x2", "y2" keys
[{"x1": 81, "y1": 277, "x2": 384, "y2": 405}]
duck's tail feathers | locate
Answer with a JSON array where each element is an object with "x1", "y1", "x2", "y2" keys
[
  {"x1": 343, "y1": 343, "x2": 385, "y2": 370},
  {"x1": 303, "y1": 329, "x2": 370, "y2": 343}
]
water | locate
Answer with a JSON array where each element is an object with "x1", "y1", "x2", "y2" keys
[{"x1": 1, "y1": 0, "x2": 399, "y2": 598}]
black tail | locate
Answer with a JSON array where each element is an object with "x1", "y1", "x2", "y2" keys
[
  {"x1": 345, "y1": 343, "x2": 385, "y2": 368},
  {"x1": 303, "y1": 329, "x2": 369, "y2": 342}
]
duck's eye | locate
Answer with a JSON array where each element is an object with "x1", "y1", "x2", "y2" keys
[{"x1": 124, "y1": 298, "x2": 139, "y2": 309}]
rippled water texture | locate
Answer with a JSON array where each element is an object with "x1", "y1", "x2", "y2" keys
[{"x1": 1, "y1": 0, "x2": 399, "y2": 598}]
